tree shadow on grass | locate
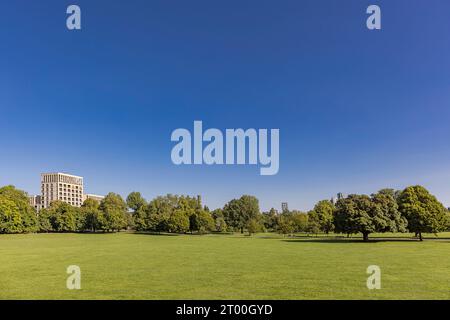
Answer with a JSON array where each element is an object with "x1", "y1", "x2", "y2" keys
[
  {"x1": 43, "y1": 231, "x2": 131, "y2": 235},
  {"x1": 131, "y1": 231, "x2": 234, "y2": 237},
  {"x1": 132, "y1": 232, "x2": 181, "y2": 237},
  {"x1": 208, "y1": 232, "x2": 236, "y2": 236},
  {"x1": 282, "y1": 239, "x2": 408, "y2": 244},
  {"x1": 282, "y1": 237, "x2": 450, "y2": 244}
]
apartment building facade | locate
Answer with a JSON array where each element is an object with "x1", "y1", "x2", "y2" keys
[
  {"x1": 40, "y1": 173, "x2": 84, "y2": 208},
  {"x1": 29, "y1": 195, "x2": 43, "y2": 212},
  {"x1": 29, "y1": 172, "x2": 105, "y2": 211}
]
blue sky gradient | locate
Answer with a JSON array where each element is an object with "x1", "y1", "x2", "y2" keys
[{"x1": 1, "y1": 0, "x2": 450, "y2": 211}]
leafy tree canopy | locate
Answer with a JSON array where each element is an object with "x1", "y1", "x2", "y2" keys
[{"x1": 397, "y1": 185, "x2": 448, "y2": 240}]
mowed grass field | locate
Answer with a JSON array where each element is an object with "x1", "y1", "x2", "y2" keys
[{"x1": 1, "y1": 232, "x2": 450, "y2": 299}]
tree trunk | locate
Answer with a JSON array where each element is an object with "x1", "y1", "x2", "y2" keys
[
  {"x1": 419, "y1": 232, "x2": 423, "y2": 241},
  {"x1": 363, "y1": 232, "x2": 369, "y2": 242}
]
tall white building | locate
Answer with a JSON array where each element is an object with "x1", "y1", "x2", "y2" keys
[
  {"x1": 29, "y1": 172, "x2": 104, "y2": 212},
  {"x1": 41, "y1": 173, "x2": 84, "y2": 208}
]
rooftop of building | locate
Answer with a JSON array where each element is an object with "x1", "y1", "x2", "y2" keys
[
  {"x1": 41, "y1": 172, "x2": 83, "y2": 179},
  {"x1": 85, "y1": 194, "x2": 104, "y2": 198}
]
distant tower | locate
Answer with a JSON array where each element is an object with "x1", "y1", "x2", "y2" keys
[
  {"x1": 197, "y1": 195, "x2": 202, "y2": 207},
  {"x1": 281, "y1": 202, "x2": 289, "y2": 213},
  {"x1": 337, "y1": 192, "x2": 344, "y2": 200}
]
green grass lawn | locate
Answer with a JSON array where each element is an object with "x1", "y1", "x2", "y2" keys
[{"x1": 1, "y1": 232, "x2": 450, "y2": 299}]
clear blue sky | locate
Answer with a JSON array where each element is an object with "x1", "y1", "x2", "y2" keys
[{"x1": 1, "y1": 0, "x2": 450, "y2": 211}]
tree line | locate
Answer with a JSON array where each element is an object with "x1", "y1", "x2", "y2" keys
[
  {"x1": 0, "y1": 184, "x2": 449, "y2": 241},
  {"x1": 0, "y1": 186, "x2": 132, "y2": 233},
  {"x1": 263, "y1": 187, "x2": 450, "y2": 241}
]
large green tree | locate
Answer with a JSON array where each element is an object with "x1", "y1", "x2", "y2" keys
[
  {"x1": 126, "y1": 192, "x2": 147, "y2": 211},
  {"x1": 223, "y1": 195, "x2": 260, "y2": 233},
  {"x1": 246, "y1": 218, "x2": 262, "y2": 236},
  {"x1": 37, "y1": 208, "x2": 53, "y2": 232},
  {"x1": 397, "y1": 186, "x2": 449, "y2": 241},
  {"x1": 190, "y1": 209, "x2": 215, "y2": 234},
  {"x1": 141, "y1": 194, "x2": 204, "y2": 233},
  {"x1": 145, "y1": 195, "x2": 175, "y2": 232},
  {"x1": 261, "y1": 208, "x2": 279, "y2": 231},
  {"x1": 309, "y1": 200, "x2": 335, "y2": 234},
  {"x1": 81, "y1": 198, "x2": 102, "y2": 232},
  {"x1": 132, "y1": 206, "x2": 148, "y2": 231},
  {"x1": 334, "y1": 194, "x2": 378, "y2": 241},
  {"x1": 211, "y1": 209, "x2": 228, "y2": 232},
  {"x1": 371, "y1": 189, "x2": 407, "y2": 233},
  {"x1": 290, "y1": 211, "x2": 309, "y2": 233},
  {"x1": 167, "y1": 209, "x2": 190, "y2": 233},
  {"x1": 277, "y1": 215, "x2": 295, "y2": 236},
  {"x1": 46, "y1": 201, "x2": 77, "y2": 232},
  {"x1": 0, "y1": 185, "x2": 38, "y2": 232},
  {"x1": 127, "y1": 192, "x2": 147, "y2": 231},
  {"x1": 99, "y1": 193, "x2": 128, "y2": 232},
  {"x1": 334, "y1": 191, "x2": 411, "y2": 241},
  {"x1": 0, "y1": 196, "x2": 23, "y2": 233}
]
